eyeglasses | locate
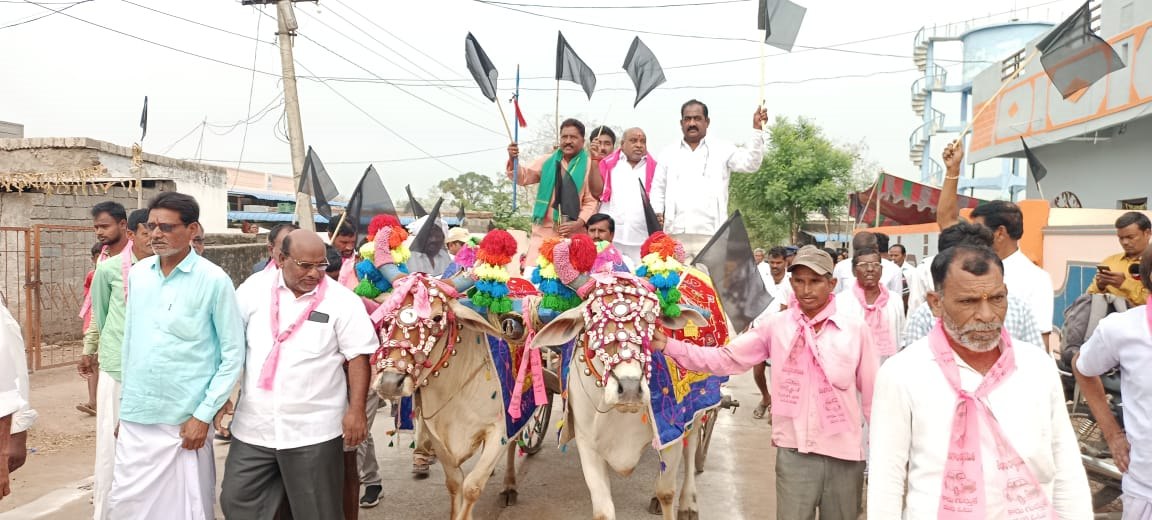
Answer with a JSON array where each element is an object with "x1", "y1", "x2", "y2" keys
[
  {"x1": 145, "y1": 222, "x2": 186, "y2": 233},
  {"x1": 855, "y1": 261, "x2": 882, "y2": 271},
  {"x1": 287, "y1": 257, "x2": 330, "y2": 272},
  {"x1": 191, "y1": 237, "x2": 204, "y2": 244}
]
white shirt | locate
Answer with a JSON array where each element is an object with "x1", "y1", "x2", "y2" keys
[
  {"x1": 232, "y1": 272, "x2": 379, "y2": 450},
  {"x1": 0, "y1": 304, "x2": 27, "y2": 422},
  {"x1": 1077, "y1": 306, "x2": 1152, "y2": 501},
  {"x1": 1002, "y1": 249, "x2": 1055, "y2": 333},
  {"x1": 763, "y1": 269, "x2": 790, "y2": 312},
  {"x1": 905, "y1": 257, "x2": 935, "y2": 315},
  {"x1": 650, "y1": 132, "x2": 766, "y2": 235},
  {"x1": 599, "y1": 156, "x2": 650, "y2": 248},
  {"x1": 833, "y1": 258, "x2": 904, "y2": 296},
  {"x1": 868, "y1": 337, "x2": 1092, "y2": 519},
  {"x1": 836, "y1": 284, "x2": 905, "y2": 354}
]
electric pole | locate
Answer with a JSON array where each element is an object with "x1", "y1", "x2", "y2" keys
[{"x1": 244, "y1": 0, "x2": 314, "y2": 230}]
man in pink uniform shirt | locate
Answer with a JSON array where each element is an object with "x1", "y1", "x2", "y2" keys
[{"x1": 653, "y1": 245, "x2": 879, "y2": 520}]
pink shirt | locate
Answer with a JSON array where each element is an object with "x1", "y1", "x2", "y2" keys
[{"x1": 664, "y1": 307, "x2": 880, "y2": 461}]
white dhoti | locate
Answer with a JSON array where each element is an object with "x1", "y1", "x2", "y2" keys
[
  {"x1": 106, "y1": 421, "x2": 215, "y2": 520},
  {"x1": 92, "y1": 370, "x2": 122, "y2": 520}
]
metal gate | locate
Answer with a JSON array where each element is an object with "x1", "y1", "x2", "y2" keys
[{"x1": 1, "y1": 224, "x2": 94, "y2": 370}]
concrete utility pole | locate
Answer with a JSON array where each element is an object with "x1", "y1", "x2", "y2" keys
[{"x1": 246, "y1": 0, "x2": 314, "y2": 230}]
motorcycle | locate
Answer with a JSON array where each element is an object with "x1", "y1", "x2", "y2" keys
[{"x1": 1056, "y1": 349, "x2": 1125, "y2": 513}]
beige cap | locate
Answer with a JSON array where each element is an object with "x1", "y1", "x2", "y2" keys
[
  {"x1": 445, "y1": 227, "x2": 471, "y2": 244},
  {"x1": 787, "y1": 245, "x2": 834, "y2": 276}
]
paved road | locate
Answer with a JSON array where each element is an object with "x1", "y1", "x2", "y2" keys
[{"x1": 3, "y1": 372, "x2": 776, "y2": 520}]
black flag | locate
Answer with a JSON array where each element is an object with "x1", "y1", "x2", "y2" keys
[
  {"x1": 343, "y1": 165, "x2": 397, "y2": 243},
  {"x1": 456, "y1": 203, "x2": 466, "y2": 224},
  {"x1": 297, "y1": 147, "x2": 340, "y2": 221},
  {"x1": 622, "y1": 37, "x2": 666, "y2": 107},
  {"x1": 1036, "y1": 1, "x2": 1126, "y2": 99},
  {"x1": 639, "y1": 179, "x2": 661, "y2": 236},
  {"x1": 757, "y1": 0, "x2": 807, "y2": 52},
  {"x1": 465, "y1": 33, "x2": 499, "y2": 102},
  {"x1": 693, "y1": 211, "x2": 771, "y2": 333},
  {"x1": 552, "y1": 166, "x2": 582, "y2": 223},
  {"x1": 410, "y1": 198, "x2": 446, "y2": 263},
  {"x1": 405, "y1": 185, "x2": 427, "y2": 218},
  {"x1": 139, "y1": 96, "x2": 148, "y2": 141},
  {"x1": 1020, "y1": 138, "x2": 1048, "y2": 183},
  {"x1": 556, "y1": 32, "x2": 596, "y2": 99}
]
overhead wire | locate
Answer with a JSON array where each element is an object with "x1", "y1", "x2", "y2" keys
[
  {"x1": 480, "y1": 0, "x2": 751, "y2": 7},
  {"x1": 1, "y1": 0, "x2": 90, "y2": 30},
  {"x1": 229, "y1": 7, "x2": 264, "y2": 190},
  {"x1": 119, "y1": 0, "x2": 267, "y2": 43}
]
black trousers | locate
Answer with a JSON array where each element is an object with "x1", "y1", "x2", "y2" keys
[{"x1": 221, "y1": 436, "x2": 344, "y2": 520}]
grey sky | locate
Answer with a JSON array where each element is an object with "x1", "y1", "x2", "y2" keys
[{"x1": 0, "y1": 0, "x2": 1085, "y2": 201}]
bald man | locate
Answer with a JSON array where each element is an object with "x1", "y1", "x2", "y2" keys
[
  {"x1": 598, "y1": 127, "x2": 658, "y2": 261},
  {"x1": 222, "y1": 230, "x2": 378, "y2": 519}
]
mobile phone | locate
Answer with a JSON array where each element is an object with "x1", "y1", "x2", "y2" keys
[{"x1": 1096, "y1": 265, "x2": 1111, "y2": 273}]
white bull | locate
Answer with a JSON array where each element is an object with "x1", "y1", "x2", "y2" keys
[
  {"x1": 370, "y1": 275, "x2": 522, "y2": 520},
  {"x1": 533, "y1": 278, "x2": 707, "y2": 520}
]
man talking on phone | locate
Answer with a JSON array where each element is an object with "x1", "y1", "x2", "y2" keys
[{"x1": 1088, "y1": 212, "x2": 1151, "y2": 306}]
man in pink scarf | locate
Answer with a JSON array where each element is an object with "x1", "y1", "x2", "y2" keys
[
  {"x1": 597, "y1": 127, "x2": 657, "y2": 262},
  {"x1": 653, "y1": 246, "x2": 879, "y2": 519},
  {"x1": 836, "y1": 247, "x2": 905, "y2": 362},
  {"x1": 868, "y1": 244, "x2": 1090, "y2": 519}
]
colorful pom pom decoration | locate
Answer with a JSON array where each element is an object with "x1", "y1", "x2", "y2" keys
[
  {"x1": 468, "y1": 229, "x2": 517, "y2": 314},
  {"x1": 532, "y1": 237, "x2": 582, "y2": 313},
  {"x1": 637, "y1": 233, "x2": 687, "y2": 318},
  {"x1": 353, "y1": 217, "x2": 410, "y2": 299}
]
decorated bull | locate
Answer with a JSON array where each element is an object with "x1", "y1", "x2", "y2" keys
[
  {"x1": 367, "y1": 228, "x2": 543, "y2": 520},
  {"x1": 527, "y1": 234, "x2": 728, "y2": 520}
]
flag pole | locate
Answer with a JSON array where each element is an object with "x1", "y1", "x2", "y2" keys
[
  {"x1": 874, "y1": 174, "x2": 882, "y2": 228},
  {"x1": 555, "y1": 79, "x2": 561, "y2": 147},
  {"x1": 495, "y1": 91, "x2": 514, "y2": 143},
  {"x1": 759, "y1": 39, "x2": 766, "y2": 110},
  {"x1": 960, "y1": 50, "x2": 1038, "y2": 138},
  {"x1": 1036, "y1": 180, "x2": 1046, "y2": 202},
  {"x1": 513, "y1": 65, "x2": 521, "y2": 212}
]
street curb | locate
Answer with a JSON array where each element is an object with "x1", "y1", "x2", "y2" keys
[{"x1": 0, "y1": 476, "x2": 92, "y2": 520}]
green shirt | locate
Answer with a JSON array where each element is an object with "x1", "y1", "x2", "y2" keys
[
  {"x1": 120, "y1": 250, "x2": 244, "y2": 425},
  {"x1": 82, "y1": 253, "x2": 136, "y2": 382}
]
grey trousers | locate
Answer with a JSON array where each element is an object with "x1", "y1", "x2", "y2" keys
[
  {"x1": 357, "y1": 391, "x2": 382, "y2": 486},
  {"x1": 220, "y1": 436, "x2": 344, "y2": 520},
  {"x1": 775, "y1": 447, "x2": 865, "y2": 520}
]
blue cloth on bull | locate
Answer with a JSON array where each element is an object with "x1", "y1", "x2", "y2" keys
[
  {"x1": 487, "y1": 334, "x2": 539, "y2": 438},
  {"x1": 647, "y1": 352, "x2": 726, "y2": 449},
  {"x1": 395, "y1": 395, "x2": 415, "y2": 431}
]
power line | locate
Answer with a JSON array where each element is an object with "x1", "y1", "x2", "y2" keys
[
  {"x1": 1, "y1": 0, "x2": 90, "y2": 30},
  {"x1": 197, "y1": 140, "x2": 548, "y2": 166},
  {"x1": 119, "y1": 0, "x2": 269, "y2": 43},
  {"x1": 255, "y1": 8, "x2": 505, "y2": 138},
  {"x1": 480, "y1": 0, "x2": 751, "y2": 7},
  {"x1": 229, "y1": 9, "x2": 264, "y2": 190},
  {"x1": 21, "y1": 0, "x2": 285, "y2": 77}
]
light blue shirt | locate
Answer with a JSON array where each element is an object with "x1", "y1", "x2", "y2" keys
[{"x1": 120, "y1": 250, "x2": 244, "y2": 425}]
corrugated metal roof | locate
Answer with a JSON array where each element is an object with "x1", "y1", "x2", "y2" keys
[
  {"x1": 228, "y1": 211, "x2": 330, "y2": 223},
  {"x1": 228, "y1": 189, "x2": 347, "y2": 207}
]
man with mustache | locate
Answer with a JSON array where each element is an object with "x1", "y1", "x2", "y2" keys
[
  {"x1": 81, "y1": 208, "x2": 153, "y2": 520},
  {"x1": 836, "y1": 247, "x2": 905, "y2": 363},
  {"x1": 78, "y1": 202, "x2": 130, "y2": 417},
  {"x1": 868, "y1": 244, "x2": 1090, "y2": 519},
  {"x1": 1076, "y1": 244, "x2": 1152, "y2": 518},
  {"x1": 106, "y1": 193, "x2": 244, "y2": 519},
  {"x1": 901, "y1": 222, "x2": 1042, "y2": 348},
  {"x1": 221, "y1": 230, "x2": 376, "y2": 519},
  {"x1": 649, "y1": 100, "x2": 768, "y2": 257},
  {"x1": 585, "y1": 125, "x2": 616, "y2": 200},
  {"x1": 597, "y1": 127, "x2": 658, "y2": 262},
  {"x1": 505, "y1": 118, "x2": 601, "y2": 267},
  {"x1": 653, "y1": 246, "x2": 879, "y2": 519}
]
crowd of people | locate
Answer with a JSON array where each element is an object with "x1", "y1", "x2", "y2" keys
[{"x1": 0, "y1": 99, "x2": 1149, "y2": 520}]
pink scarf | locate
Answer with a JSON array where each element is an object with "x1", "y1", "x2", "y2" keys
[
  {"x1": 508, "y1": 297, "x2": 548, "y2": 421},
  {"x1": 598, "y1": 149, "x2": 656, "y2": 202},
  {"x1": 773, "y1": 296, "x2": 853, "y2": 435},
  {"x1": 928, "y1": 322, "x2": 1055, "y2": 519},
  {"x1": 258, "y1": 275, "x2": 329, "y2": 391},
  {"x1": 78, "y1": 245, "x2": 112, "y2": 319},
  {"x1": 852, "y1": 282, "x2": 895, "y2": 356},
  {"x1": 262, "y1": 257, "x2": 278, "y2": 272},
  {"x1": 338, "y1": 255, "x2": 358, "y2": 289}
]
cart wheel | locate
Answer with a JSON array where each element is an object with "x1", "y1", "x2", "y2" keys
[
  {"x1": 521, "y1": 392, "x2": 554, "y2": 456},
  {"x1": 694, "y1": 409, "x2": 718, "y2": 473}
]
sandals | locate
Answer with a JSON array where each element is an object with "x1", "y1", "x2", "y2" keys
[
  {"x1": 752, "y1": 402, "x2": 770, "y2": 420},
  {"x1": 76, "y1": 403, "x2": 97, "y2": 416}
]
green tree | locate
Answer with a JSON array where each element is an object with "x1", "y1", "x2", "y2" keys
[
  {"x1": 431, "y1": 171, "x2": 532, "y2": 233},
  {"x1": 729, "y1": 117, "x2": 857, "y2": 245},
  {"x1": 436, "y1": 171, "x2": 497, "y2": 208}
]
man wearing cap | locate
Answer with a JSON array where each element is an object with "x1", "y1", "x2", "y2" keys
[
  {"x1": 653, "y1": 245, "x2": 879, "y2": 519},
  {"x1": 441, "y1": 227, "x2": 474, "y2": 282}
]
